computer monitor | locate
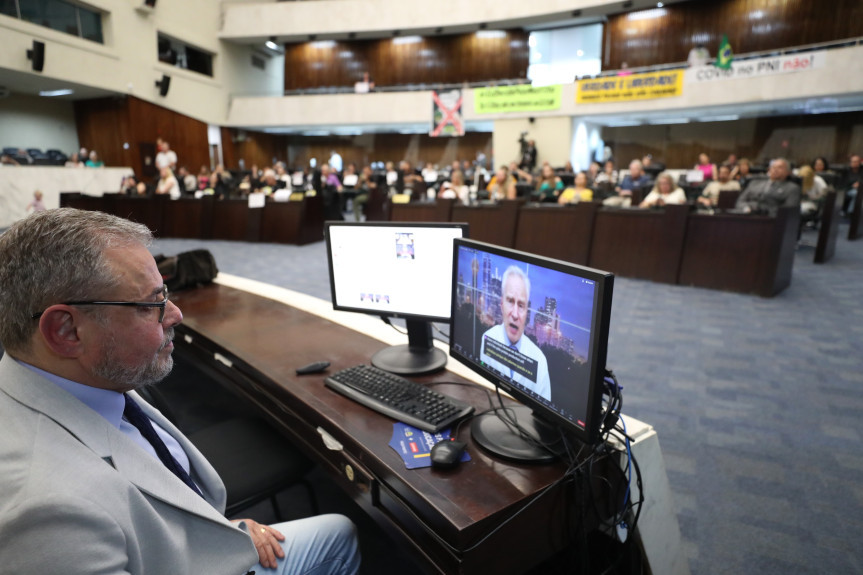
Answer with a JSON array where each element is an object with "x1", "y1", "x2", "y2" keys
[
  {"x1": 449, "y1": 239, "x2": 614, "y2": 462},
  {"x1": 325, "y1": 221, "x2": 468, "y2": 375}
]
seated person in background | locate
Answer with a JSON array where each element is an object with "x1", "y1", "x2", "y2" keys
[
  {"x1": 642, "y1": 154, "x2": 665, "y2": 176},
  {"x1": 320, "y1": 164, "x2": 343, "y2": 191},
  {"x1": 352, "y1": 165, "x2": 378, "y2": 221},
  {"x1": 841, "y1": 153, "x2": 861, "y2": 215},
  {"x1": 604, "y1": 159, "x2": 649, "y2": 207},
  {"x1": 461, "y1": 159, "x2": 475, "y2": 181},
  {"x1": 398, "y1": 161, "x2": 422, "y2": 194},
  {"x1": 384, "y1": 161, "x2": 399, "y2": 193},
  {"x1": 121, "y1": 175, "x2": 140, "y2": 195},
  {"x1": 421, "y1": 162, "x2": 438, "y2": 184},
  {"x1": 85, "y1": 150, "x2": 104, "y2": 168},
  {"x1": 211, "y1": 164, "x2": 232, "y2": 198},
  {"x1": 639, "y1": 172, "x2": 687, "y2": 208},
  {"x1": 533, "y1": 164, "x2": 564, "y2": 202},
  {"x1": 256, "y1": 168, "x2": 287, "y2": 195},
  {"x1": 274, "y1": 162, "x2": 291, "y2": 188},
  {"x1": 735, "y1": 158, "x2": 754, "y2": 190},
  {"x1": 593, "y1": 160, "x2": 617, "y2": 190},
  {"x1": 735, "y1": 157, "x2": 801, "y2": 215},
  {"x1": 249, "y1": 164, "x2": 262, "y2": 189},
  {"x1": 64, "y1": 152, "x2": 83, "y2": 168},
  {"x1": 561, "y1": 160, "x2": 574, "y2": 173},
  {"x1": 176, "y1": 167, "x2": 196, "y2": 193},
  {"x1": 25, "y1": 190, "x2": 46, "y2": 213},
  {"x1": 508, "y1": 161, "x2": 534, "y2": 185},
  {"x1": 558, "y1": 172, "x2": 593, "y2": 205},
  {"x1": 486, "y1": 165, "x2": 516, "y2": 201},
  {"x1": 698, "y1": 164, "x2": 741, "y2": 207},
  {"x1": 197, "y1": 166, "x2": 211, "y2": 191},
  {"x1": 813, "y1": 156, "x2": 832, "y2": 175},
  {"x1": 0, "y1": 208, "x2": 360, "y2": 575},
  {"x1": 586, "y1": 161, "x2": 601, "y2": 187},
  {"x1": 799, "y1": 165, "x2": 828, "y2": 217},
  {"x1": 155, "y1": 166, "x2": 181, "y2": 199},
  {"x1": 694, "y1": 153, "x2": 716, "y2": 181},
  {"x1": 439, "y1": 170, "x2": 470, "y2": 205}
]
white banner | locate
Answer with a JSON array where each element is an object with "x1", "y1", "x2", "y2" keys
[{"x1": 688, "y1": 51, "x2": 825, "y2": 83}]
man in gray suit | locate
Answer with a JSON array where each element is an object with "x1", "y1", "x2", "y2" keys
[
  {"x1": 0, "y1": 209, "x2": 360, "y2": 575},
  {"x1": 735, "y1": 157, "x2": 801, "y2": 216}
]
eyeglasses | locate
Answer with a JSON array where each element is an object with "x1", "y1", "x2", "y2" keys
[{"x1": 31, "y1": 285, "x2": 170, "y2": 323}]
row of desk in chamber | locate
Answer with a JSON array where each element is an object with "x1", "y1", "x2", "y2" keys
[
  {"x1": 61, "y1": 192, "x2": 825, "y2": 297},
  {"x1": 390, "y1": 200, "x2": 802, "y2": 298}
]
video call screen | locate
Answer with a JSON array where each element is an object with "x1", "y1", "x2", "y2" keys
[
  {"x1": 328, "y1": 224, "x2": 465, "y2": 321},
  {"x1": 450, "y1": 243, "x2": 600, "y2": 431}
]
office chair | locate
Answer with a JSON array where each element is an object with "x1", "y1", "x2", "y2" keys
[{"x1": 136, "y1": 363, "x2": 318, "y2": 521}]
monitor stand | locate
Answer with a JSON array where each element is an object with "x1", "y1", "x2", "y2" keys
[
  {"x1": 470, "y1": 406, "x2": 560, "y2": 464},
  {"x1": 371, "y1": 319, "x2": 447, "y2": 376}
]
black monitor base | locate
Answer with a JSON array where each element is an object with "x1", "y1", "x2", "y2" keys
[
  {"x1": 371, "y1": 318, "x2": 447, "y2": 376},
  {"x1": 470, "y1": 406, "x2": 560, "y2": 464}
]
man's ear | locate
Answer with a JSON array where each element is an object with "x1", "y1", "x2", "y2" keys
[{"x1": 38, "y1": 306, "x2": 86, "y2": 358}]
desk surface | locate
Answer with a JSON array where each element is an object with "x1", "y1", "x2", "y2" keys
[{"x1": 169, "y1": 275, "x2": 685, "y2": 575}]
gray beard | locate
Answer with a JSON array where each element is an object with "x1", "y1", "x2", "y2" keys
[{"x1": 93, "y1": 328, "x2": 174, "y2": 390}]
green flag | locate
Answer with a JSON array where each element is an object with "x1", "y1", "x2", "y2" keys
[{"x1": 716, "y1": 34, "x2": 733, "y2": 70}]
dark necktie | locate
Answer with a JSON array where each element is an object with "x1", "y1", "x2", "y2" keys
[{"x1": 123, "y1": 394, "x2": 204, "y2": 498}]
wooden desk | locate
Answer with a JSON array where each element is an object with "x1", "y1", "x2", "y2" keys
[
  {"x1": 450, "y1": 201, "x2": 521, "y2": 247},
  {"x1": 514, "y1": 203, "x2": 599, "y2": 266},
  {"x1": 390, "y1": 199, "x2": 455, "y2": 223},
  {"x1": 589, "y1": 205, "x2": 689, "y2": 284},
  {"x1": 678, "y1": 207, "x2": 799, "y2": 297},
  {"x1": 170, "y1": 283, "x2": 576, "y2": 574}
]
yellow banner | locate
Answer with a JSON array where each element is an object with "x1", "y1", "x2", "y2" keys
[
  {"x1": 474, "y1": 85, "x2": 562, "y2": 114},
  {"x1": 576, "y1": 71, "x2": 683, "y2": 104}
]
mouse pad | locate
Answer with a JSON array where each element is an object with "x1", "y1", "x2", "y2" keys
[{"x1": 388, "y1": 422, "x2": 471, "y2": 469}]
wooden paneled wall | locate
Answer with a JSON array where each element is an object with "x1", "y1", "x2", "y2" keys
[
  {"x1": 284, "y1": 31, "x2": 529, "y2": 91},
  {"x1": 603, "y1": 110, "x2": 863, "y2": 169},
  {"x1": 74, "y1": 96, "x2": 209, "y2": 181},
  {"x1": 603, "y1": 0, "x2": 863, "y2": 70},
  {"x1": 221, "y1": 128, "x2": 288, "y2": 170}
]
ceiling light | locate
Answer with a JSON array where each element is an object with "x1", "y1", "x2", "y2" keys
[
  {"x1": 476, "y1": 30, "x2": 506, "y2": 39},
  {"x1": 39, "y1": 89, "x2": 74, "y2": 97},
  {"x1": 393, "y1": 35, "x2": 422, "y2": 45},
  {"x1": 265, "y1": 37, "x2": 278, "y2": 50}
]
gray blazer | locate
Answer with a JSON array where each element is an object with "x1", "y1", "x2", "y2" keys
[{"x1": 0, "y1": 354, "x2": 259, "y2": 574}]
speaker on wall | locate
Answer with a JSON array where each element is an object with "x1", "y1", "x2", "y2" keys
[
  {"x1": 145, "y1": 0, "x2": 157, "y2": 7},
  {"x1": 155, "y1": 74, "x2": 171, "y2": 97},
  {"x1": 27, "y1": 40, "x2": 45, "y2": 73}
]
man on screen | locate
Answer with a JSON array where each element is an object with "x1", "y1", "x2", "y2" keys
[{"x1": 480, "y1": 266, "x2": 551, "y2": 401}]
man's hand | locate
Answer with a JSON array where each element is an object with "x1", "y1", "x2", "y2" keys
[{"x1": 233, "y1": 518, "x2": 286, "y2": 569}]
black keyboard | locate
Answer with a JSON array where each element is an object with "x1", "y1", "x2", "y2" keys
[{"x1": 324, "y1": 365, "x2": 475, "y2": 433}]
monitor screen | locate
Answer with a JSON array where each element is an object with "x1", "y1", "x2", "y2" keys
[
  {"x1": 325, "y1": 221, "x2": 468, "y2": 375},
  {"x1": 449, "y1": 239, "x2": 614, "y2": 453}
]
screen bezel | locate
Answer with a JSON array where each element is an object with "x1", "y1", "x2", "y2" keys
[
  {"x1": 324, "y1": 221, "x2": 469, "y2": 323},
  {"x1": 448, "y1": 238, "x2": 614, "y2": 445}
]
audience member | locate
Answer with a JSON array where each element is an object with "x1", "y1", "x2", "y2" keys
[
  {"x1": 640, "y1": 173, "x2": 687, "y2": 208},
  {"x1": 812, "y1": 156, "x2": 831, "y2": 174},
  {"x1": 354, "y1": 72, "x2": 375, "y2": 93},
  {"x1": 558, "y1": 172, "x2": 593, "y2": 205},
  {"x1": 534, "y1": 164, "x2": 564, "y2": 202},
  {"x1": 257, "y1": 168, "x2": 286, "y2": 195},
  {"x1": 211, "y1": 164, "x2": 232, "y2": 198},
  {"x1": 799, "y1": 165, "x2": 827, "y2": 218},
  {"x1": 694, "y1": 153, "x2": 716, "y2": 181},
  {"x1": 735, "y1": 157, "x2": 801, "y2": 215},
  {"x1": 197, "y1": 166, "x2": 211, "y2": 191},
  {"x1": 25, "y1": 190, "x2": 46, "y2": 213},
  {"x1": 593, "y1": 160, "x2": 618, "y2": 190},
  {"x1": 398, "y1": 161, "x2": 422, "y2": 194},
  {"x1": 486, "y1": 165, "x2": 515, "y2": 201},
  {"x1": 724, "y1": 153, "x2": 739, "y2": 177},
  {"x1": 121, "y1": 175, "x2": 140, "y2": 195},
  {"x1": 586, "y1": 161, "x2": 601, "y2": 187},
  {"x1": 155, "y1": 166, "x2": 181, "y2": 200},
  {"x1": 385, "y1": 162, "x2": 398, "y2": 192},
  {"x1": 642, "y1": 154, "x2": 665, "y2": 176},
  {"x1": 85, "y1": 151, "x2": 104, "y2": 168},
  {"x1": 176, "y1": 167, "x2": 196, "y2": 193},
  {"x1": 155, "y1": 139, "x2": 177, "y2": 171},
  {"x1": 440, "y1": 170, "x2": 470, "y2": 204},
  {"x1": 0, "y1": 208, "x2": 361, "y2": 575},
  {"x1": 64, "y1": 152, "x2": 84, "y2": 168},
  {"x1": 605, "y1": 159, "x2": 649, "y2": 207},
  {"x1": 508, "y1": 161, "x2": 533, "y2": 185},
  {"x1": 698, "y1": 164, "x2": 741, "y2": 207},
  {"x1": 352, "y1": 165, "x2": 378, "y2": 220},
  {"x1": 841, "y1": 154, "x2": 861, "y2": 215},
  {"x1": 735, "y1": 158, "x2": 754, "y2": 190},
  {"x1": 687, "y1": 44, "x2": 711, "y2": 67}
]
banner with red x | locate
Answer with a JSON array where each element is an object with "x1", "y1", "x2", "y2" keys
[{"x1": 430, "y1": 89, "x2": 464, "y2": 137}]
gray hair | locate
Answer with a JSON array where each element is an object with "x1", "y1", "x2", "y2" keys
[
  {"x1": 0, "y1": 208, "x2": 152, "y2": 353},
  {"x1": 501, "y1": 265, "x2": 530, "y2": 302}
]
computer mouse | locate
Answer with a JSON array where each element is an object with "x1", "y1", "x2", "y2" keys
[
  {"x1": 295, "y1": 361, "x2": 330, "y2": 375},
  {"x1": 430, "y1": 439, "x2": 467, "y2": 470}
]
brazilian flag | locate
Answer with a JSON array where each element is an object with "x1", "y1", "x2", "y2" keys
[{"x1": 716, "y1": 34, "x2": 733, "y2": 70}]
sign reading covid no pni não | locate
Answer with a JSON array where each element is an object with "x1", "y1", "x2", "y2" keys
[
  {"x1": 688, "y1": 52, "x2": 825, "y2": 83},
  {"x1": 576, "y1": 71, "x2": 683, "y2": 104},
  {"x1": 474, "y1": 85, "x2": 562, "y2": 114}
]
